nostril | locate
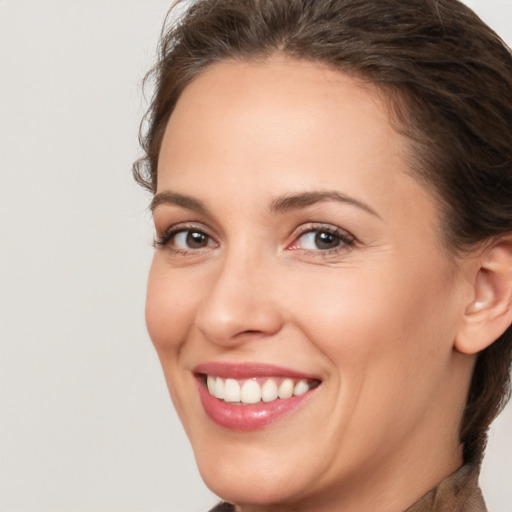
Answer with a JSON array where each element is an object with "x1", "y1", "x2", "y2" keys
[{"x1": 194, "y1": 279, "x2": 284, "y2": 346}]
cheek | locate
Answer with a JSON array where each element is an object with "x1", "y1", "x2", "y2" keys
[
  {"x1": 287, "y1": 257, "x2": 458, "y2": 388},
  {"x1": 283, "y1": 260, "x2": 461, "y2": 458},
  {"x1": 145, "y1": 257, "x2": 199, "y2": 356}
]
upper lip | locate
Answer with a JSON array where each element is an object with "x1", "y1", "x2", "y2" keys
[{"x1": 193, "y1": 362, "x2": 321, "y2": 381}]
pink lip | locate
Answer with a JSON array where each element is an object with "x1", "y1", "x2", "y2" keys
[
  {"x1": 193, "y1": 362, "x2": 318, "y2": 380},
  {"x1": 193, "y1": 362, "x2": 321, "y2": 431}
]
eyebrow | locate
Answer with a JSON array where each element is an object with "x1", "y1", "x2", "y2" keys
[
  {"x1": 151, "y1": 189, "x2": 380, "y2": 218},
  {"x1": 270, "y1": 191, "x2": 380, "y2": 218},
  {"x1": 150, "y1": 191, "x2": 209, "y2": 213}
]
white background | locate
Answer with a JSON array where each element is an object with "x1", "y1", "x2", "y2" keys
[{"x1": 0, "y1": 1, "x2": 511, "y2": 511}]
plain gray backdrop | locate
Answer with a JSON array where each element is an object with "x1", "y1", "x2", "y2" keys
[{"x1": 1, "y1": 1, "x2": 511, "y2": 511}]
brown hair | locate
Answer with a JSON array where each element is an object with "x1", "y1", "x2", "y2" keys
[{"x1": 134, "y1": 0, "x2": 512, "y2": 464}]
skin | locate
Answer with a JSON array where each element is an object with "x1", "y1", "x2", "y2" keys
[{"x1": 146, "y1": 57, "x2": 483, "y2": 511}]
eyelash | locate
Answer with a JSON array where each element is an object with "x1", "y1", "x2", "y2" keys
[
  {"x1": 289, "y1": 224, "x2": 356, "y2": 256},
  {"x1": 154, "y1": 223, "x2": 216, "y2": 252},
  {"x1": 154, "y1": 223, "x2": 356, "y2": 256}
]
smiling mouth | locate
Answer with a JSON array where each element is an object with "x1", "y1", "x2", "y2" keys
[
  {"x1": 194, "y1": 364, "x2": 322, "y2": 430},
  {"x1": 203, "y1": 375, "x2": 321, "y2": 405}
]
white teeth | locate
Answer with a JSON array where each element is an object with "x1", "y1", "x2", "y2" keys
[
  {"x1": 278, "y1": 378, "x2": 295, "y2": 399},
  {"x1": 206, "y1": 375, "x2": 318, "y2": 404},
  {"x1": 207, "y1": 375, "x2": 216, "y2": 394},
  {"x1": 214, "y1": 377, "x2": 225, "y2": 400},
  {"x1": 241, "y1": 379, "x2": 262, "y2": 404},
  {"x1": 294, "y1": 380, "x2": 309, "y2": 396},
  {"x1": 261, "y1": 379, "x2": 278, "y2": 402},
  {"x1": 224, "y1": 378, "x2": 241, "y2": 402}
]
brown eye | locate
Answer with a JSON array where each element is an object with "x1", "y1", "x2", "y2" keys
[
  {"x1": 287, "y1": 225, "x2": 356, "y2": 254},
  {"x1": 294, "y1": 229, "x2": 344, "y2": 251},
  {"x1": 167, "y1": 230, "x2": 216, "y2": 250},
  {"x1": 314, "y1": 231, "x2": 340, "y2": 250},
  {"x1": 185, "y1": 231, "x2": 209, "y2": 248}
]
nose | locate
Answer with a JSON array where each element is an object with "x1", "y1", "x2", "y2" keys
[{"x1": 194, "y1": 251, "x2": 284, "y2": 347}]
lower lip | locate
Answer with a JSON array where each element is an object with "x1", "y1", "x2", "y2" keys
[{"x1": 196, "y1": 377, "x2": 318, "y2": 431}]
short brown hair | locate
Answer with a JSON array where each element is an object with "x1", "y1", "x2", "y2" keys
[{"x1": 134, "y1": 0, "x2": 512, "y2": 464}]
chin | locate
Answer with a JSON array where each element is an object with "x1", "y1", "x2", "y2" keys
[
  {"x1": 190, "y1": 427, "x2": 334, "y2": 509},
  {"x1": 199, "y1": 461, "x2": 304, "y2": 508}
]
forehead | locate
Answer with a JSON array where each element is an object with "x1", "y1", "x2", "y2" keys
[
  {"x1": 162, "y1": 57, "x2": 396, "y2": 156},
  {"x1": 157, "y1": 57, "x2": 438, "y2": 229}
]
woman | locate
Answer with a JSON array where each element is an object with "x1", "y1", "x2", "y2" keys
[{"x1": 134, "y1": 0, "x2": 512, "y2": 510}]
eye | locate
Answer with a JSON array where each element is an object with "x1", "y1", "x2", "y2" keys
[
  {"x1": 155, "y1": 226, "x2": 217, "y2": 251},
  {"x1": 173, "y1": 230, "x2": 213, "y2": 249},
  {"x1": 288, "y1": 225, "x2": 355, "y2": 252},
  {"x1": 297, "y1": 230, "x2": 341, "y2": 250}
]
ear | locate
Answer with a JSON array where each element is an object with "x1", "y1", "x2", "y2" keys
[{"x1": 455, "y1": 238, "x2": 512, "y2": 355}]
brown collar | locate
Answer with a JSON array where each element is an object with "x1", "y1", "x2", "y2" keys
[{"x1": 405, "y1": 463, "x2": 487, "y2": 512}]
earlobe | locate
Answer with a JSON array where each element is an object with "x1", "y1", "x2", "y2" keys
[{"x1": 455, "y1": 238, "x2": 512, "y2": 355}]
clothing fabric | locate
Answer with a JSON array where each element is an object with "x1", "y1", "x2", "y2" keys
[
  {"x1": 208, "y1": 463, "x2": 487, "y2": 511},
  {"x1": 404, "y1": 464, "x2": 486, "y2": 512}
]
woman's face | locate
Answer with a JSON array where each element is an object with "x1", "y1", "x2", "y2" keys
[{"x1": 147, "y1": 58, "x2": 471, "y2": 510}]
